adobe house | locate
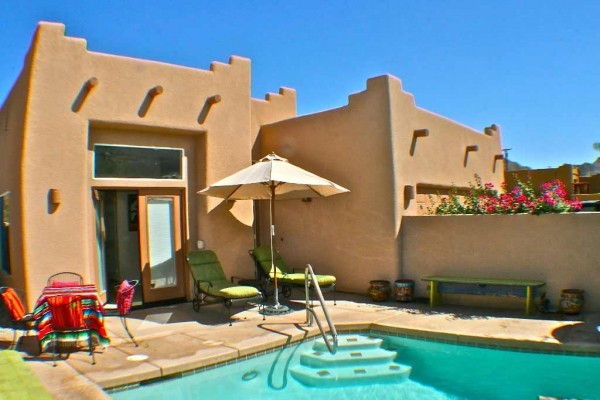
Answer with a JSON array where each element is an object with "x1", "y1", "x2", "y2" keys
[
  {"x1": 0, "y1": 22, "x2": 295, "y2": 307},
  {"x1": 0, "y1": 22, "x2": 503, "y2": 309},
  {"x1": 257, "y1": 76, "x2": 503, "y2": 291},
  {"x1": 507, "y1": 164, "x2": 600, "y2": 203}
]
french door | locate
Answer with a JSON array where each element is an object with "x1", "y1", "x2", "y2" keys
[{"x1": 138, "y1": 189, "x2": 186, "y2": 302}]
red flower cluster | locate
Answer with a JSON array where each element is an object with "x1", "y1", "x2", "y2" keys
[{"x1": 432, "y1": 175, "x2": 582, "y2": 215}]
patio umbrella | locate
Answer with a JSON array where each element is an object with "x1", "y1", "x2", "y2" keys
[{"x1": 198, "y1": 152, "x2": 349, "y2": 314}]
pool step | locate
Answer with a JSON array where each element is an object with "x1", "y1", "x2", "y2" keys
[
  {"x1": 300, "y1": 347, "x2": 396, "y2": 367},
  {"x1": 290, "y1": 362, "x2": 411, "y2": 387},
  {"x1": 291, "y1": 335, "x2": 411, "y2": 387},
  {"x1": 312, "y1": 335, "x2": 383, "y2": 352}
]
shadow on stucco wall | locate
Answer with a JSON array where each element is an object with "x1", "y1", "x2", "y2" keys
[{"x1": 46, "y1": 190, "x2": 59, "y2": 214}]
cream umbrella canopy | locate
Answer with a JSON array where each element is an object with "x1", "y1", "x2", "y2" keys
[{"x1": 198, "y1": 153, "x2": 350, "y2": 314}]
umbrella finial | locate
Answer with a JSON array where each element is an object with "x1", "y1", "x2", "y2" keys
[{"x1": 260, "y1": 153, "x2": 288, "y2": 163}]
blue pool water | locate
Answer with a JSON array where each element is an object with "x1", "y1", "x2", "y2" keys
[{"x1": 110, "y1": 333, "x2": 600, "y2": 400}]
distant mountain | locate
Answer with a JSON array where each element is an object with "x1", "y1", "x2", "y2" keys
[
  {"x1": 506, "y1": 160, "x2": 531, "y2": 171},
  {"x1": 505, "y1": 157, "x2": 600, "y2": 175},
  {"x1": 577, "y1": 157, "x2": 600, "y2": 177}
]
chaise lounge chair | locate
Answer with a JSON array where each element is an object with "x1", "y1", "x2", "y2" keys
[
  {"x1": 186, "y1": 250, "x2": 264, "y2": 325},
  {"x1": 249, "y1": 246, "x2": 336, "y2": 304}
]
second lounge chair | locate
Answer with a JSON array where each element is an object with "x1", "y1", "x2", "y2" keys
[{"x1": 249, "y1": 245, "x2": 336, "y2": 304}]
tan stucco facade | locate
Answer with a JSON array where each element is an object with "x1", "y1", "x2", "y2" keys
[
  {"x1": 507, "y1": 164, "x2": 600, "y2": 202},
  {"x1": 1, "y1": 22, "x2": 506, "y2": 308},
  {"x1": 258, "y1": 75, "x2": 503, "y2": 293},
  {"x1": 0, "y1": 22, "x2": 296, "y2": 307}
]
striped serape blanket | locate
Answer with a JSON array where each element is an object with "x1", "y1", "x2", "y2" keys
[
  {"x1": 34, "y1": 286, "x2": 110, "y2": 351},
  {"x1": 41, "y1": 284, "x2": 98, "y2": 296}
]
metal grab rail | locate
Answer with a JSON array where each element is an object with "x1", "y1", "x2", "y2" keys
[{"x1": 305, "y1": 264, "x2": 338, "y2": 354}]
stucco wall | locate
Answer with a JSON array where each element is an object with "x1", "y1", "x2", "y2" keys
[
  {"x1": 401, "y1": 213, "x2": 600, "y2": 312},
  {"x1": 260, "y1": 75, "x2": 503, "y2": 294},
  {"x1": 0, "y1": 52, "x2": 34, "y2": 303},
  {"x1": 251, "y1": 88, "x2": 297, "y2": 156},
  {"x1": 259, "y1": 76, "x2": 395, "y2": 292}
]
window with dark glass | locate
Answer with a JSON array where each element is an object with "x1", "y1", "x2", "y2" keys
[{"x1": 94, "y1": 145, "x2": 182, "y2": 179}]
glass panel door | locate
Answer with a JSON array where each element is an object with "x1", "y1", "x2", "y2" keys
[
  {"x1": 138, "y1": 189, "x2": 185, "y2": 302},
  {"x1": 147, "y1": 198, "x2": 177, "y2": 288}
]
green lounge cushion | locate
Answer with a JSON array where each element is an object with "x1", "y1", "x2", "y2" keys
[
  {"x1": 187, "y1": 250, "x2": 228, "y2": 282},
  {"x1": 199, "y1": 280, "x2": 261, "y2": 299},
  {"x1": 252, "y1": 246, "x2": 336, "y2": 287},
  {"x1": 277, "y1": 273, "x2": 336, "y2": 287},
  {"x1": 252, "y1": 245, "x2": 287, "y2": 276}
]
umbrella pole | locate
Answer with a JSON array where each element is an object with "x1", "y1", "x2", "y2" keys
[
  {"x1": 270, "y1": 185, "x2": 279, "y2": 307},
  {"x1": 260, "y1": 182, "x2": 291, "y2": 315}
]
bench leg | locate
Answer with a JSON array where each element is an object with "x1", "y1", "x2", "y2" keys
[
  {"x1": 429, "y1": 281, "x2": 440, "y2": 307},
  {"x1": 525, "y1": 286, "x2": 534, "y2": 316}
]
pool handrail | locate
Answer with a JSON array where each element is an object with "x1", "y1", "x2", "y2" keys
[{"x1": 304, "y1": 264, "x2": 338, "y2": 354}]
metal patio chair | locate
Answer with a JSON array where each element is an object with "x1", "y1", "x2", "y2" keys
[
  {"x1": 46, "y1": 272, "x2": 84, "y2": 287},
  {"x1": 104, "y1": 279, "x2": 139, "y2": 347},
  {"x1": 45, "y1": 295, "x2": 95, "y2": 366},
  {"x1": 0, "y1": 287, "x2": 35, "y2": 350}
]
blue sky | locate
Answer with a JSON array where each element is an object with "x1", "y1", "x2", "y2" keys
[{"x1": 1, "y1": 1, "x2": 598, "y2": 169}]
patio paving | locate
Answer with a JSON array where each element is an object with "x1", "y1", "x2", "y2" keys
[{"x1": 1, "y1": 292, "x2": 599, "y2": 399}]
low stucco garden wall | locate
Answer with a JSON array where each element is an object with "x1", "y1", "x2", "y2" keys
[{"x1": 401, "y1": 213, "x2": 600, "y2": 312}]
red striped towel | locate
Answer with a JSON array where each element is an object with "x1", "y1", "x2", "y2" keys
[
  {"x1": 117, "y1": 280, "x2": 134, "y2": 315},
  {"x1": 47, "y1": 295, "x2": 85, "y2": 329}
]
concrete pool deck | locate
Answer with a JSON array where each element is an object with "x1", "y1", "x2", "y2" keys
[{"x1": 2, "y1": 292, "x2": 600, "y2": 399}]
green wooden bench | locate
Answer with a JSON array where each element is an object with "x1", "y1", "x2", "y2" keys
[
  {"x1": 0, "y1": 350, "x2": 52, "y2": 400},
  {"x1": 422, "y1": 276, "x2": 546, "y2": 315}
]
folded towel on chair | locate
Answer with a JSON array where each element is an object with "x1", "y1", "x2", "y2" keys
[
  {"x1": 117, "y1": 280, "x2": 134, "y2": 315},
  {"x1": 47, "y1": 296, "x2": 85, "y2": 329},
  {"x1": 0, "y1": 288, "x2": 26, "y2": 320}
]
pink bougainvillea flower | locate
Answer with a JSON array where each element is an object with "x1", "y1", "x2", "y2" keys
[{"x1": 431, "y1": 176, "x2": 580, "y2": 215}]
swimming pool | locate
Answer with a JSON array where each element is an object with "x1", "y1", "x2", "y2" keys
[{"x1": 110, "y1": 332, "x2": 600, "y2": 400}]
